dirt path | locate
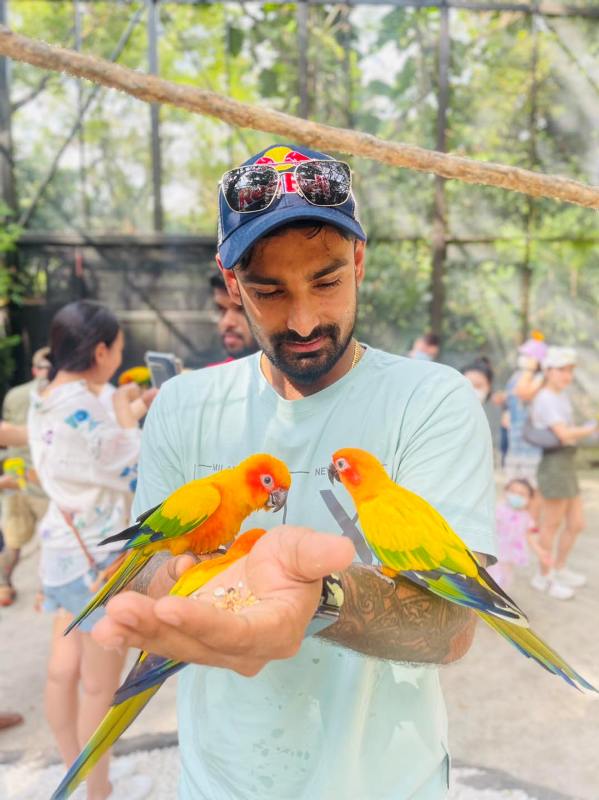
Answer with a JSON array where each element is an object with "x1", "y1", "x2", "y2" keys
[{"x1": 1, "y1": 474, "x2": 597, "y2": 797}]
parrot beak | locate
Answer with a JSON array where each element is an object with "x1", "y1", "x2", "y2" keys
[
  {"x1": 327, "y1": 463, "x2": 340, "y2": 485},
  {"x1": 267, "y1": 488, "x2": 288, "y2": 513}
]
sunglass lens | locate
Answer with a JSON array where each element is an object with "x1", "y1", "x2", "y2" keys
[
  {"x1": 295, "y1": 161, "x2": 351, "y2": 206},
  {"x1": 222, "y1": 167, "x2": 279, "y2": 213}
]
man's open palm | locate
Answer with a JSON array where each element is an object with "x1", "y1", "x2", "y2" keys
[{"x1": 92, "y1": 525, "x2": 355, "y2": 675}]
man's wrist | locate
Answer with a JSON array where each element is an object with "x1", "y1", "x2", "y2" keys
[{"x1": 305, "y1": 572, "x2": 345, "y2": 637}]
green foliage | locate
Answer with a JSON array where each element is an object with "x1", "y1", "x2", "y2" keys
[
  {"x1": 0, "y1": 203, "x2": 23, "y2": 395},
  {"x1": 5, "y1": 1, "x2": 599, "y2": 370}
]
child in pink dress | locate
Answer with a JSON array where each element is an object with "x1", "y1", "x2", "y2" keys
[{"x1": 488, "y1": 478, "x2": 553, "y2": 589}]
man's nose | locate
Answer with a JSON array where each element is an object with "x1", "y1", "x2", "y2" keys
[
  {"x1": 286, "y1": 302, "x2": 319, "y2": 338},
  {"x1": 220, "y1": 308, "x2": 238, "y2": 330}
]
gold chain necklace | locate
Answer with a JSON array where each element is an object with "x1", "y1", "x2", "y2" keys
[{"x1": 350, "y1": 339, "x2": 363, "y2": 370}]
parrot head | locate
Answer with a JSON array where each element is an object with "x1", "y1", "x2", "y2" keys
[
  {"x1": 238, "y1": 454, "x2": 291, "y2": 513},
  {"x1": 118, "y1": 366, "x2": 152, "y2": 386},
  {"x1": 329, "y1": 448, "x2": 389, "y2": 503}
]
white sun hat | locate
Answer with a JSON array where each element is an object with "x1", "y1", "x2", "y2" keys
[{"x1": 542, "y1": 346, "x2": 577, "y2": 370}]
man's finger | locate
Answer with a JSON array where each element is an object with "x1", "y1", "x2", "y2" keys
[
  {"x1": 154, "y1": 593, "x2": 306, "y2": 660},
  {"x1": 148, "y1": 553, "x2": 198, "y2": 598},
  {"x1": 270, "y1": 528, "x2": 356, "y2": 584}
]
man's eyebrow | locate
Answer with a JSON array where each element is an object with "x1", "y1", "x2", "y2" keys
[
  {"x1": 242, "y1": 273, "x2": 285, "y2": 286},
  {"x1": 242, "y1": 259, "x2": 348, "y2": 286},
  {"x1": 311, "y1": 259, "x2": 347, "y2": 280}
]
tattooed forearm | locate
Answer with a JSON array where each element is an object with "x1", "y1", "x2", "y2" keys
[
  {"x1": 126, "y1": 552, "x2": 171, "y2": 595},
  {"x1": 319, "y1": 564, "x2": 476, "y2": 665}
]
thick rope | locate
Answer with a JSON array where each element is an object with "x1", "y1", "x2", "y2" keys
[{"x1": 1, "y1": 26, "x2": 598, "y2": 209}]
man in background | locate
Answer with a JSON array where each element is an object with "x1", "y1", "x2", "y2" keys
[
  {"x1": 408, "y1": 332, "x2": 440, "y2": 361},
  {"x1": 0, "y1": 347, "x2": 50, "y2": 606},
  {"x1": 210, "y1": 272, "x2": 258, "y2": 360}
]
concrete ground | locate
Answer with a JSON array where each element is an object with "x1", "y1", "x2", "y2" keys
[{"x1": 1, "y1": 474, "x2": 598, "y2": 798}]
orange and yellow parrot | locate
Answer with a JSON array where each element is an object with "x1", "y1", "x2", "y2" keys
[
  {"x1": 51, "y1": 528, "x2": 267, "y2": 800},
  {"x1": 118, "y1": 366, "x2": 152, "y2": 388},
  {"x1": 65, "y1": 454, "x2": 290, "y2": 634},
  {"x1": 328, "y1": 447, "x2": 596, "y2": 692}
]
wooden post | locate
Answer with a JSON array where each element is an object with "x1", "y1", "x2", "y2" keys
[
  {"x1": 430, "y1": 3, "x2": 450, "y2": 338},
  {"x1": 74, "y1": 0, "x2": 89, "y2": 227},
  {"x1": 521, "y1": 11, "x2": 539, "y2": 340},
  {"x1": 342, "y1": 4, "x2": 354, "y2": 129},
  {"x1": 148, "y1": 0, "x2": 164, "y2": 231},
  {"x1": 297, "y1": 0, "x2": 309, "y2": 118}
]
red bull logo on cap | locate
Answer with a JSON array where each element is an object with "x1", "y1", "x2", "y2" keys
[{"x1": 255, "y1": 145, "x2": 312, "y2": 195}]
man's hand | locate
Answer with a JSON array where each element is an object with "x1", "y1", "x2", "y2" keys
[{"x1": 92, "y1": 526, "x2": 355, "y2": 676}]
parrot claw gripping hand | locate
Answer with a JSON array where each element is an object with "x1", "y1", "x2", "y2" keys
[
  {"x1": 64, "y1": 453, "x2": 291, "y2": 634},
  {"x1": 50, "y1": 528, "x2": 268, "y2": 800},
  {"x1": 328, "y1": 447, "x2": 596, "y2": 693}
]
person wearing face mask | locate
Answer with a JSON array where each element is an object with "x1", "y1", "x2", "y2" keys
[
  {"x1": 487, "y1": 478, "x2": 552, "y2": 590},
  {"x1": 408, "y1": 332, "x2": 440, "y2": 362},
  {"x1": 461, "y1": 357, "x2": 494, "y2": 404}
]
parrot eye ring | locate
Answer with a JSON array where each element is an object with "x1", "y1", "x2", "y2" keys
[
  {"x1": 261, "y1": 474, "x2": 274, "y2": 488},
  {"x1": 336, "y1": 458, "x2": 348, "y2": 471}
]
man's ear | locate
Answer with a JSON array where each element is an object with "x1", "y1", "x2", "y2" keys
[
  {"x1": 354, "y1": 240, "x2": 366, "y2": 287},
  {"x1": 216, "y1": 254, "x2": 242, "y2": 306}
]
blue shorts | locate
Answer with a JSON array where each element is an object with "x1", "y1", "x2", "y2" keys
[{"x1": 43, "y1": 556, "x2": 115, "y2": 633}]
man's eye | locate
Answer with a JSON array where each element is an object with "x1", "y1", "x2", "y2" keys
[
  {"x1": 317, "y1": 279, "x2": 342, "y2": 290},
  {"x1": 254, "y1": 289, "x2": 282, "y2": 300}
]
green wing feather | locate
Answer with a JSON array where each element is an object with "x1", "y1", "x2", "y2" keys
[
  {"x1": 106, "y1": 482, "x2": 222, "y2": 550},
  {"x1": 66, "y1": 482, "x2": 223, "y2": 634},
  {"x1": 359, "y1": 488, "x2": 478, "y2": 576}
]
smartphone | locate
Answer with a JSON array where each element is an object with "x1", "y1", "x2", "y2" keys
[{"x1": 144, "y1": 351, "x2": 182, "y2": 389}]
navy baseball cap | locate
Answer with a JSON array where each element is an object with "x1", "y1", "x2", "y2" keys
[{"x1": 217, "y1": 143, "x2": 366, "y2": 269}]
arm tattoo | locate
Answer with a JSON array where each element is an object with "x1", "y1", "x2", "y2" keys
[
  {"x1": 319, "y1": 564, "x2": 476, "y2": 665},
  {"x1": 127, "y1": 552, "x2": 171, "y2": 595}
]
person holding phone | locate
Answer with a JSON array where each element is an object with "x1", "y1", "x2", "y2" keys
[{"x1": 28, "y1": 300, "x2": 152, "y2": 800}]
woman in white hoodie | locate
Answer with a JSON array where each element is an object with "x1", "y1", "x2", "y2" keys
[{"x1": 28, "y1": 300, "x2": 154, "y2": 800}]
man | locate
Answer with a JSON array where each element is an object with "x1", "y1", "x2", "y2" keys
[
  {"x1": 210, "y1": 271, "x2": 258, "y2": 359},
  {"x1": 94, "y1": 144, "x2": 495, "y2": 799},
  {"x1": 408, "y1": 332, "x2": 440, "y2": 361},
  {"x1": 0, "y1": 347, "x2": 50, "y2": 606}
]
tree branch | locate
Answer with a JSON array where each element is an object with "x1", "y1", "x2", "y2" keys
[{"x1": 0, "y1": 25, "x2": 598, "y2": 208}]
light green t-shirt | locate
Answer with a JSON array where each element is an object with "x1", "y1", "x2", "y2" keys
[{"x1": 133, "y1": 347, "x2": 496, "y2": 800}]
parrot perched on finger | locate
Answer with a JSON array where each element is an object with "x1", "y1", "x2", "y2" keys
[
  {"x1": 64, "y1": 454, "x2": 291, "y2": 634},
  {"x1": 118, "y1": 366, "x2": 152, "y2": 388},
  {"x1": 50, "y1": 528, "x2": 267, "y2": 800},
  {"x1": 328, "y1": 447, "x2": 596, "y2": 692}
]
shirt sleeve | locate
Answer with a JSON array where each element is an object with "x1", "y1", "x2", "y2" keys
[
  {"x1": 132, "y1": 381, "x2": 186, "y2": 521},
  {"x1": 394, "y1": 369, "x2": 497, "y2": 560},
  {"x1": 531, "y1": 391, "x2": 569, "y2": 428}
]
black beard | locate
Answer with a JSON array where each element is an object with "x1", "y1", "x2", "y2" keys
[{"x1": 257, "y1": 322, "x2": 355, "y2": 384}]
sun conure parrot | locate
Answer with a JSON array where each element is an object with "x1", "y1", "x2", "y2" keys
[
  {"x1": 118, "y1": 366, "x2": 152, "y2": 388},
  {"x1": 328, "y1": 447, "x2": 596, "y2": 692},
  {"x1": 64, "y1": 454, "x2": 290, "y2": 634},
  {"x1": 50, "y1": 528, "x2": 267, "y2": 800}
]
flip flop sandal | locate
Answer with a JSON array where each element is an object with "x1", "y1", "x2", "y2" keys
[{"x1": 0, "y1": 584, "x2": 16, "y2": 606}]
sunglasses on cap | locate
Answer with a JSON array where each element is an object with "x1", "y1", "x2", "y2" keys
[{"x1": 220, "y1": 159, "x2": 352, "y2": 214}]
